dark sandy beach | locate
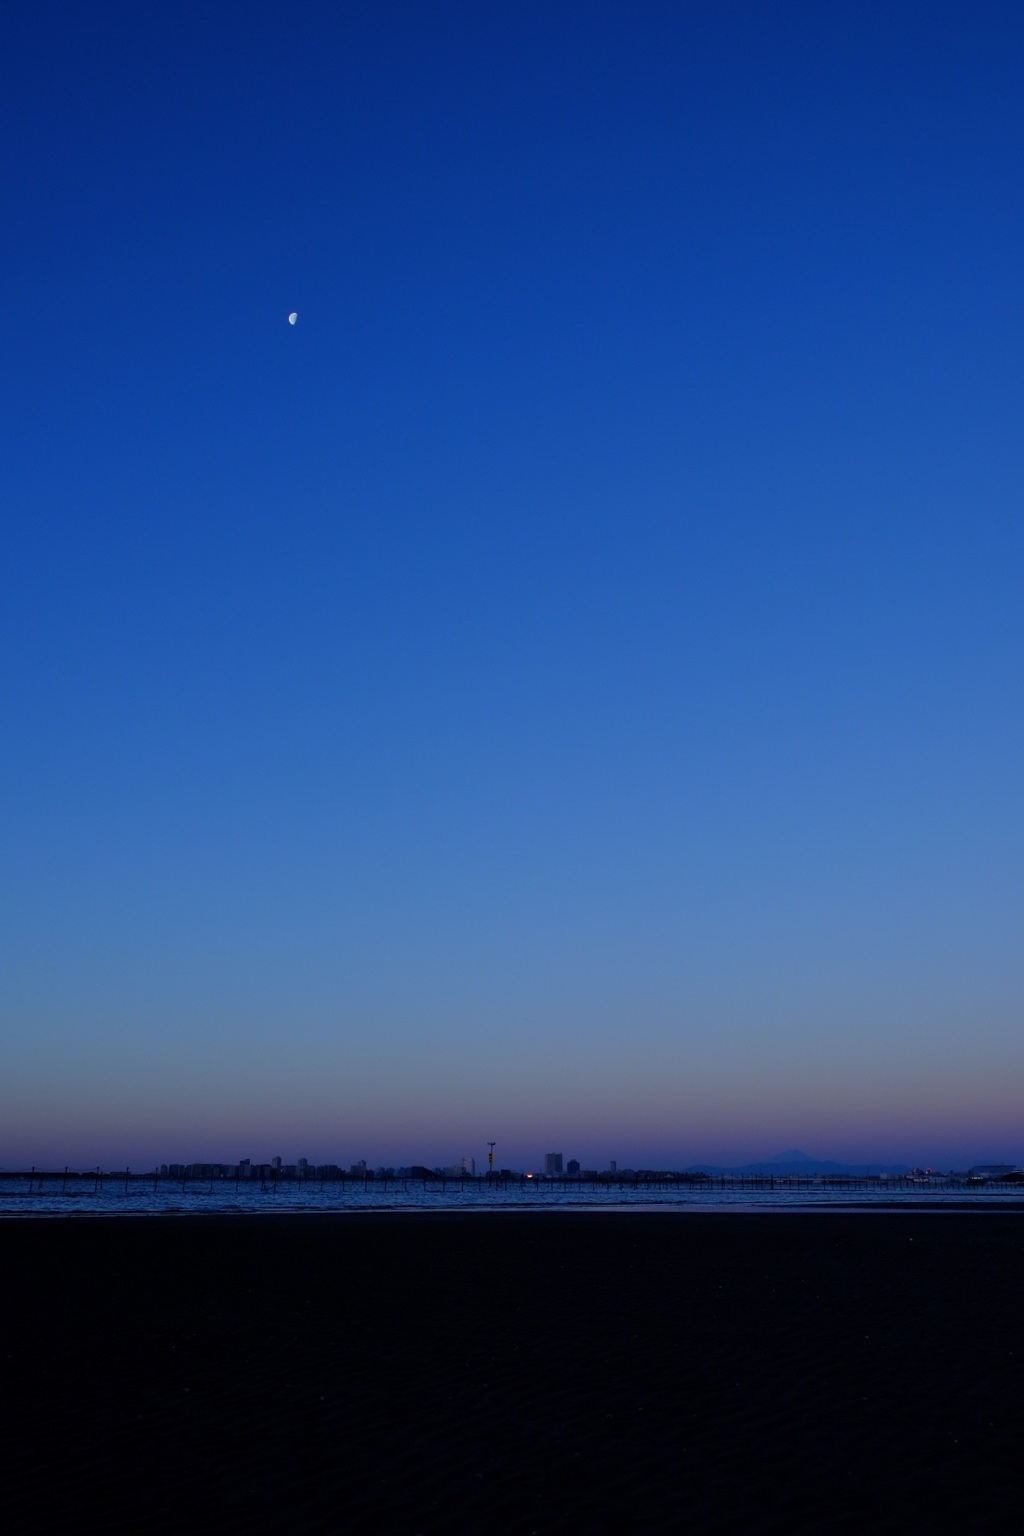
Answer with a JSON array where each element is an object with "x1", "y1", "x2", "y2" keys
[{"x1": 3, "y1": 1211, "x2": 1022, "y2": 1533}]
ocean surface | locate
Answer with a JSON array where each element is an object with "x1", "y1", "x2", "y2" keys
[{"x1": 3, "y1": 1174, "x2": 1023, "y2": 1217}]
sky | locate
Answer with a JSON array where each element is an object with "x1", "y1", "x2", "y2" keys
[{"x1": 3, "y1": 1, "x2": 1022, "y2": 1172}]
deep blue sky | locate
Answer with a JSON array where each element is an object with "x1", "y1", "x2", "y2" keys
[{"x1": 3, "y1": 1, "x2": 1022, "y2": 1170}]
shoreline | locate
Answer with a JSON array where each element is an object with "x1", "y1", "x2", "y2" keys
[{"x1": 4, "y1": 1196, "x2": 1024, "y2": 1221}]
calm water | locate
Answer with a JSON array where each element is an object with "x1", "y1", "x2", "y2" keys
[{"x1": 3, "y1": 1174, "x2": 1022, "y2": 1217}]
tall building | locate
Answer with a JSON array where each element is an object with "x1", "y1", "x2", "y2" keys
[{"x1": 543, "y1": 1152, "x2": 563, "y2": 1176}]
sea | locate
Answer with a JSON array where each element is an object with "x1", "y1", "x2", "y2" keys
[{"x1": 3, "y1": 1172, "x2": 1023, "y2": 1217}]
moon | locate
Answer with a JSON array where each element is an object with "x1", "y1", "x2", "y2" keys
[{"x1": 288, "y1": 312, "x2": 298, "y2": 325}]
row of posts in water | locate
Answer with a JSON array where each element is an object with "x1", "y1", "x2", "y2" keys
[{"x1": 9, "y1": 1167, "x2": 996, "y2": 1196}]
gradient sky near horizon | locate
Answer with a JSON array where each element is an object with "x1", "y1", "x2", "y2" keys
[{"x1": 3, "y1": 1, "x2": 1022, "y2": 1172}]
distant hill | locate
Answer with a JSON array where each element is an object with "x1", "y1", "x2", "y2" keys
[{"x1": 686, "y1": 1149, "x2": 911, "y2": 1177}]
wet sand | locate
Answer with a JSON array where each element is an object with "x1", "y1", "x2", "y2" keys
[{"x1": 3, "y1": 1211, "x2": 1022, "y2": 1532}]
